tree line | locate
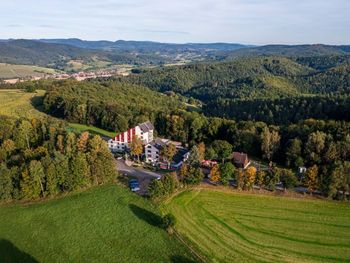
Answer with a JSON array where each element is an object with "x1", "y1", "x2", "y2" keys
[{"x1": 0, "y1": 116, "x2": 116, "y2": 201}]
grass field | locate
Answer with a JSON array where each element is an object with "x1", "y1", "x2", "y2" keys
[
  {"x1": 0, "y1": 63, "x2": 57, "y2": 79},
  {"x1": 0, "y1": 89, "x2": 47, "y2": 118},
  {"x1": 167, "y1": 188, "x2": 350, "y2": 263},
  {"x1": 0, "y1": 184, "x2": 196, "y2": 262},
  {"x1": 0, "y1": 89, "x2": 117, "y2": 138},
  {"x1": 68, "y1": 123, "x2": 116, "y2": 138}
]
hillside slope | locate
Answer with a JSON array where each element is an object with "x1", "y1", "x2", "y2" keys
[
  {"x1": 42, "y1": 79, "x2": 187, "y2": 132},
  {"x1": 223, "y1": 44, "x2": 350, "y2": 59},
  {"x1": 0, "y1": 40, "x2": 162, "y2": 70},
  {"x1": 127, "y1": 57, "x2": 315, "y2": 101}
]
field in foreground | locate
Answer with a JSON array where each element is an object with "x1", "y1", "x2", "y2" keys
[
  {"x1": 0, "y1": 63, "x2": 57, "y2": 79},
  {"x1": 167, "y1": 189, "x2": 350, "y2": 263},
  {"x1": 0, "y1": 185, "x2": 196, "y2": 263},
  {"x1": 0, "y1": 89, "x2": 46, "y2": 118}
]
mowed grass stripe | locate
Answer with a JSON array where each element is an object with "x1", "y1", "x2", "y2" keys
[{"x1": 168, "y1": 189, "x2": 350, "y2": 263}]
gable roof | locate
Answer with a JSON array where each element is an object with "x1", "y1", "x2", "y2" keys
[
  {"x1": 148, "y1": 138, "x2": 167, "y2": 151},
  {"x1": 232, "y1": 152, "x2": 249, "y2": 165},
  {"x1": 138, "y1": 121, "x2": 154, "y2": 133},
  {"x1": 172, "y1": 147, "x2": 189, "y2": 164}
]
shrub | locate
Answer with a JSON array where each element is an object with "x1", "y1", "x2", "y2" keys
[{"x1": 162, "y1": 213, "x2": 177, "y2": 234}]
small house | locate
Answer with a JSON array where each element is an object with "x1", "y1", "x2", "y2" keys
[{"x1": 231, "y1": 152, "x2": 250, "y2": 169}]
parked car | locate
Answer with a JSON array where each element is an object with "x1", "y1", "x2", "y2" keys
[{"x1": 129, "y1": 179, "x2": 140, "y2": 192}]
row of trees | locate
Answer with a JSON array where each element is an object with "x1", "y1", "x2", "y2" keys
[{"x1": 0, "y1": 116, "x2": 116, "y2": 201}]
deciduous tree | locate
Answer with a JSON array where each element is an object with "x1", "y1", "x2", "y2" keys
[
  {"x1": 130, "y1": 135, "x2": 143, "y2": 162},
  {"x1": 261, "y1": 127, "x2": 280, "y2": 161},
  {"x1": 210, "y1": 164, "x2": 221, "y2": 183},
  {"x1": 212, "y1": 140, "x2": 233, "y2": 163},
  {"x1": 219, "y1": 162, "x2": 235, "y2": 186},
  {"x1": 304, "y1": 165, "x2": 318, "y2": 192}
]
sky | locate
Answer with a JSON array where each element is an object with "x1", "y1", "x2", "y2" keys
[{"x1": 1, "y1": 0, "x2": 350, "y2": 45}]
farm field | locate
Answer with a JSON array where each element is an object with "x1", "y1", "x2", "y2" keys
[
  {"x1": 0, "y1": 89, "x2": 47, "y2": 118},
  {"x1": 0, "y1": 63, "x2": 57, "y2": 79},
  {"x1": 167, "y1": 188, "x2": 350, "y2": 263},
  {"x1": 0, "y1": 184, "x2": 196, "y2": 263}
]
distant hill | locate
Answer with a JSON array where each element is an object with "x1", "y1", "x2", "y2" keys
[
  {"x1": 1, "y1": 39, "x2": 350, "y2": 74},
  {"x1": 222, "y1": 44, "x2": 350, "y2": 59},
  {"x1": 0, "y1": 39, "x2": 101, "y2": 66},
  {"x1": 37, "y1": 38, "x2": 250, "y2": 52},
  {"x1": 0, "y1": 39, "x2": 166, "y2": 70},
  {"x1": 126, "y1": 56, "x2": 313, "y2": 101},
  {"x1": 126, "y1": 55, "x2": 350, "y2": 101}
]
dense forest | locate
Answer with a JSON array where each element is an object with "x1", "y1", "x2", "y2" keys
[
  {"x1": 204, "y1": 95, "x2": 350, "y2": 125},
  {"x1": 42, "y1": 79, "x2": 186, "y2": 133},
  {"x1": 125, "y1": 55, "x2": 350, "y2": 124},
  {"x1": 0, "y1": 116, "x2": 116, "y2": 201},
  {"x1": 127, "y1": 56, "x2": 350, "y2": 101}
]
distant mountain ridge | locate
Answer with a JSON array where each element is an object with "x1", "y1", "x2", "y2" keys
[
  {"x1": 37, "y1": 38, "x2": 251, "y2": 52},
  {"x1": 0, "y1": 38, "x2": 350, "y2": 73},
  {"x1": 223, "y1": 44, "x2": 350, "y2": 59},
  {"x1": 0, "y1": 39, "x2": 168, "y2": 69}
]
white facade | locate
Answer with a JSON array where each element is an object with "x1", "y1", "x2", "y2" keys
[
  {"x1": 108, "y1": 121, "x2": 154, "y2": 153},
  {"x1": 145, "y1": 143, "x2": 160, "y2": 164},
  {"x1": 144, "y1": 138, "x2": 189, "y2": 169}
]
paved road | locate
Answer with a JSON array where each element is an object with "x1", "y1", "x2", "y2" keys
[{"x1": 116, "y1": 159, "x2": 161, "y2": 195}]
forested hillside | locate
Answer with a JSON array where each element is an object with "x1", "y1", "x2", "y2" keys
[
  {"x1": 222, "y1": 44, "x2": 350, "y2": 59},
  {"x1": 128, "y1": 57, "x2": 313, "y2": 100},
  {"x1": 42, "y1": 79, "x2": 186, "y2": 132},
  {"x1": 204, "y1": 95, "x2": 350, "y2": 124},
  {"x1": 126, "y1": 55, "x2": 350, "y2": 124}
]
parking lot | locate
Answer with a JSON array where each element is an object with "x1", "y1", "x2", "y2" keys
[{"x1": 116, "y1": 159, "x2": 161, "y2": 195}]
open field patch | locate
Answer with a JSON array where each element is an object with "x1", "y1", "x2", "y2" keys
[
  {"x1": 0, "y1": 63, "x2": 57, "y2": 79},
  {"x1": 0, "y1": 89, "x2": 47, "y2": 118}
]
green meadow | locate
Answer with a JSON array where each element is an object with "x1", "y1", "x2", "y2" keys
[
  {"x1": 0, "y1": 185, "x2": 196, "y2": 263},
  {"x1": 167, "y1": 188, "x2": 350, "y2": 263}
]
